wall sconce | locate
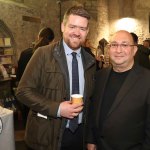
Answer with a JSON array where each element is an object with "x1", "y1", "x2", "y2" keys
[{"x1": 115, "y1": 18, "x2": 137, "y2": 32}]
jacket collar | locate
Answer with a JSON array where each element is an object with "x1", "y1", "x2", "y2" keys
[
  {"x1": 53, "y1": 40, "x2": 95, "y2": 71},
  {"x1": 53, "y1": 41, "x2": 70, "y2": 99},
  {"x1": 52, "y1": 40, "x2": 96, "y2": 100},
  {"x1": 81, "y1": 46, "x2": 95, "y2": 70}
]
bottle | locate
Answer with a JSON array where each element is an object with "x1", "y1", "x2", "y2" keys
[
  {"x1": 11, "y1": 66, "x2": 15, "y2": 75},
  {"x1": 0, "y1": 64, "x2": 9, "y2": 78}
]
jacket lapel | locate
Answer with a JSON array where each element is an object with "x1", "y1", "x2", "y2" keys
[
  {"x1": 107, "y1": 64, "x2": 143, "y2": 118},
  {"x1": 53, "y1": 41, "x2": 70, "y2": 99},
  {"x1": 81, "y1": 47, "x2": 95, "y2": 71},
  {"x1": 96, "y1": 68, "x2": 112, "y2": 126}
]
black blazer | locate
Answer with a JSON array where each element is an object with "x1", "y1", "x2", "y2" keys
[
  {"x1": 87, "y1": 64, "x2": 150, "y2": 150},
  {"x1": 17, "y1": 48, "x2": 33, "y2": 81},
  {"x1": 134, "y1": 45, "x2": 150, "y2": 70}
]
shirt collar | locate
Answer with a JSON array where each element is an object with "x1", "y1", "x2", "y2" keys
[{"x1": 63, "y1": 40, "x2": 81, "y2": 57}]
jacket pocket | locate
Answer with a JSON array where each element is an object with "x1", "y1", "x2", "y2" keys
[
  {"x1": 25, "y1": 111, "x2": 54, "y2": 146},
  {"x1": 44, "y1": 68, "x2": 64, "y2": 90},
  {"x1": 42, "y1": 68, "x2": 65, "y2": 101}
]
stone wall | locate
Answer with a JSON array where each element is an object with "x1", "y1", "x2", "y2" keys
[
  {"x1": 0, "y1": 0, "x2": 81, "y2": 60},
  {"x1": 0, "y1": 0, "x2": 150, "y2": 62},
  {"x1": 0, "y1": 0, "x2": 40, "y2": 63},
  {"x1": 108, "y1": 0, "x2": 150, "y2": 44}
]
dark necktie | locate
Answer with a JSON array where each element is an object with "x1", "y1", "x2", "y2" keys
[{"x1": 69, "y1": 52, "x2": 79, "y2": 132}]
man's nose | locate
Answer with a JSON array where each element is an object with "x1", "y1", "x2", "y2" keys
[
  {"x1": 116, "y1": 44, "x2": 123, "y2": 52},
  {"x1": 74, "y1": 27, "x2": 81, "y2": 35}
]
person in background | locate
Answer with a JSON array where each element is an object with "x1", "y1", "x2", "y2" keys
[
  {"x1": 17, "y1": 27, "x2": 55, "y2": 81},
  {"x1": 143, "y1": 39, "x2": 150, "y2": 49},
  {"x1": 96, "y1": 38, "x2": 109, "y2": 69},
  {"x1": 83, "y1": 39, "x2": 95, "y2": 57},
  {"x1": 97, "y1": 38, "x2": 108, "y2": 56},
  {"x1": 143, "y1": 39, "x2": 150, "y2": 62},
  {"x1": 86, "y1": 30, "x2": 150, "y2": 150},
  {"x1": 131, "y1": 32, "x2": 150, "y2": 69},
  {"x1": 16, "y1": 27, "x2": 55, "y2": 127},
  {"x1": 83, "y1": 39, "x2": 100, "y2": 70},
  {"x1": 16, "y1": 5, "x2": 96, "y2": 150}
]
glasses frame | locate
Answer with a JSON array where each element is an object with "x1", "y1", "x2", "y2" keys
[{"x1": 108, "y1": 43, "x2": 136, "y2": 49}]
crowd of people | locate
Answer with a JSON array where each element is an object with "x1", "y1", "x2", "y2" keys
[{"x1": 16, "y1": 5, "x2": 150, "y2": 150}]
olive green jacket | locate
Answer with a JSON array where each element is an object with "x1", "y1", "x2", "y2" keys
[{"x1": 16, "y1": 40, "x2": 96, "y2": 150}]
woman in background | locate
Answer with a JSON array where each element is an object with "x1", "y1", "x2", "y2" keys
[{"x1": 16, "y1": 27, "x2": 55, "y2": 127}]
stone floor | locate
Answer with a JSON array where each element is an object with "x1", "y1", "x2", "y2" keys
[
  {"x1": 14, "y1": 111, "x2": 28, "y2": 150},
  {"x1": 15, "y1": 130, "x2": 25, "y2": 140},
  {"x1": 15, "y1": 141, "x2": 28, "y2": 150}
]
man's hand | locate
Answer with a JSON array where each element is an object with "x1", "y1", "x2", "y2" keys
[
  {"x1": 87, "y1": 144, "x2": 97, "y2": 150},
  {"x1": 60, "y1": 101, "x2": 83, "y2": 119}
]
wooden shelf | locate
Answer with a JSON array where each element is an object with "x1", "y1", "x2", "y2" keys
[
  {"x1": 0, "y1": 54, "x2": 13, "y2": 56},
  {"x1": 0, "y1": 77, "x2": 11, "y2": 82},
  {"x1": 0, "y1": 45, "x2": 11, "y2": 48}
]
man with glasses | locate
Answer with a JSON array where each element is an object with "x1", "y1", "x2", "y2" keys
[{"x1": 86, "y1": 30, "x2": 150, "y2": 150}]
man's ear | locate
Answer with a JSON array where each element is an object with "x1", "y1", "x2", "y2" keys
[
  {"x1": 61, "y1": 22, "x2": 65, "y2": 33},
  {"x1": 86, "y1": 27, "x2": 89, "y2": 35},
  {"x1": 133, "y1": 45, "x2": 138, "y2": 56}
]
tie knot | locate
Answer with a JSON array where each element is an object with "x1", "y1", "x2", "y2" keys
[{"x1": 72, "y1": 52, "x2": 77, "y2": 58}]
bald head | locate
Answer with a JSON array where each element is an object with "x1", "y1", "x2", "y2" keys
[{"x1": 111, "y1": 30, "x2": 134, "y2": 44}]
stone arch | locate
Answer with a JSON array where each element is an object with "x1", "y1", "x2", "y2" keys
[
  {"x1": 0, "y1": 19, "x2": 17, "y2": 64},
  {"x1": 0, "y1": 19, "x2": 16, "y2": 49}
]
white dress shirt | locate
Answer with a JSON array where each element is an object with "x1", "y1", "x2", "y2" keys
[{"x1": 63, "y1": 40, "x2": 84, "y2": 126}]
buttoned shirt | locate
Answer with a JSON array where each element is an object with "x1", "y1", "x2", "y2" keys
[{"x1": 62, "y1": 40, "x2": 84, "y2": 126}]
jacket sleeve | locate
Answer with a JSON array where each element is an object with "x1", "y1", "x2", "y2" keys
[
  {"x1": 86, "y1": 97, "x2": 97, "y2": 144},
  {"x1": 16, "y1": 47, "x2": 60, "y2": 118},
  {"x1": 142, "y1": 90, "x2": 150, "y2": 150},
  {"x1": 86, "y1": 70, "x2": 103, "y2": 145}
]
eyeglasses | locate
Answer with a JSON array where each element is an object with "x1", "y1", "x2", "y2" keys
[{"x1": 109, "y1": 43, "x2": 136, "y2": 49}]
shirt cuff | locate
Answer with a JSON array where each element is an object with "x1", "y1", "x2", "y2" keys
[{"x1": 57, "y1": 105, "x2": 61, "y2": 117}]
